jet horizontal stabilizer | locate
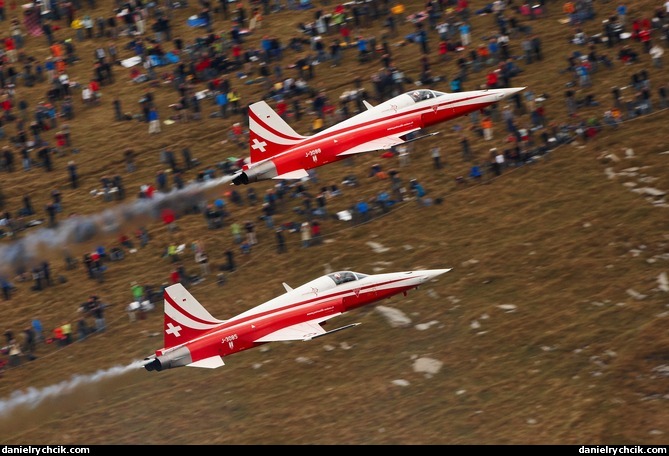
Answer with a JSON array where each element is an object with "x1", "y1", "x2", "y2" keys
[
  {"x1": 273, "y1": 169, "x2": 310, "y2": 180},
  {"x1": 307, "y1": 323, "x2": 361, "y2": 341},
  {"x1": 402, "y1": 131, "x2": 441, "y2": 144}
]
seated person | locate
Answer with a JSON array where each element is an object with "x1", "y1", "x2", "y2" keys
[
  {"x1": 618, "y1": 45, "x2": 638, "y2": 64},
  {"x1": 130, "y1": 67, "x2": 148, "y2": 83},
  {"x1": 572, "y1": 29, "x2": 588, "y2": 45},
  {"x1": 469, "y1": 165, "x2": 483, "y2": 181}
]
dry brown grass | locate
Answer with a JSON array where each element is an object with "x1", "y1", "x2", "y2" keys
[{"x1": 0, "y1": 0, "x2": 668, "y2": 444}]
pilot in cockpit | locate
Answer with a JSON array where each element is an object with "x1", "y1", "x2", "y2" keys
[{"x1": 332, "y1": 272, "x2": 356, "y2": 285}]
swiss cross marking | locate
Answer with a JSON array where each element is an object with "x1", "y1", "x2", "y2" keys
[
  {"x1": 166, "y1": 322, "x2": 183, "y2": 337},
  {"x1": 251, "y1": 138, "x2": 268, "y2": 153}
]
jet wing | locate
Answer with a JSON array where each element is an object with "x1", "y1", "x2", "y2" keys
[
  {"x1": 187, "y1": 356, "x2": 225, "y2": 369},
  {"x1": 337, "y1": 129, "x2": 421, "y2": 156},
  {"x1": 254, "y1": 314, "x2": 341, "y2": 342},
  {"x1": 273, "y1": 169, "x2": 309, "y2": 180}
]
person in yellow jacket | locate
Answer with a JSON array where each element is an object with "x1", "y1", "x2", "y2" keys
[
  {"x1": 228, "y1": 89, "x2": 241, "y2": 114},
  {"x1": 71, "y1": 17, "x2": 84, "y2": 42},
  {"x1": 61, "y1": 321, "x2": 72, "y2": 345}
]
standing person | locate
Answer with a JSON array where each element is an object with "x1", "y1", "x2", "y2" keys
[
  {"x1": 67, "y1": 160, "x2": 78, "y2": 188},
  {"x1": 244, "y1": 220, "x2": 257, "y2": 245},
  {"x1": 21, "y1": 326, "x2": 36, "y2": 361},
  {"x1": 131, "y1": 281, "x2": 144, "y2": 303},
  {"x1": 482, "y1": 116, "x2": 494, "y2": 140},
  {"x1": 650, "y1": 43, "x2": 664, "y2": 68},
  {"x1": 275, "y1": 227, "x2": 287, "y2": 253},
  {"x1": 531, "y1": 34, "x2": 542, "y2": 62},
  {"x1": 1, "y1": 278, "x2": 11, "y2": 300},
  {"x1": 45, "y1": 202, "x2": 57, "y2": 228},
  {"x1": 460, "y1": 134, "x2": 472, "y2": 161},
  {"x1": 8, "y1": 337, "x2": 22, "y2": 366},
  {"x1": 300, "y1": 221, "x2": 312, "y2": 248},
  {"x1": 91, "y1": 297, "x2": 106, "y2": 332},
  {"x1": 113, "y1": 96, "x2": 123, "y2": 121},
  {"x1": 459, "y1": 21, "x2": 471, "y2": 47},
  {"x1": 225, "y1": 249, "x2": 235, "y2": 272},
  {"x1": 77, "y1": 318, "x2": 91, "y2": 340},
  {"x1": 148, "y1": 107, "x2": 161, "y2": 134},
  {"x1": 124, "y1": 149, "x2": 136, "y2": 172},
  {"x1": 431, "y1": 146, "x2": 442, "y2": 169},
  {"x1": 230, "y1": 221, "x2": 242, "y2": 244},
  {"x1": 31, "y1": 318, "x2": 43, "y2": 342},
  {"x1": 195, "y1": 250, "x2": 210, "y2": 276},
  {"x1": 310, "y1": 220, "x2": 322, "y2": 245},
  {"x1": 181, "y1": 147, "x2": 193, "y2": 170}
]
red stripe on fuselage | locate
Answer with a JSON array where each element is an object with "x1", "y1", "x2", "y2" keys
[
  {"x1": 251, "y1": 93, "x2": 490, "y2": 159},
  {"x1": 266, "y1": 96, "x2": 492, "y2": 174},
  {"x1": 160, "y1": 275, "x2": 421, "y2": 357},
  {"x1": 292, "y1": 94, "x2": 488, "y2": 145},
  {"x1": 228, "y1": 276, "x2": 411, "y2": 325},
  {"x1": 312, "y1": 93, "x2": 490, "y2": 139}
]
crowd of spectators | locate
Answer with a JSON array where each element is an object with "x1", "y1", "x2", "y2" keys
[{"x1": 1, "y1": 0, "x2": 667, "y2": 372}]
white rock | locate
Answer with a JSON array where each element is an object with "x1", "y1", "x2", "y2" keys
[
  {"x1": 412, "y1": 357, "x2": 443, "y2": 375},
  {"x1": 339, "y1": 342, "x2": 353, "y2": 350},
  {"x1": 375, "y1": 305, "x2": 412, "y2": 327},
  {"x1": 497, "y1": 304, "x2": 517, "y2": 312},
  {"x1": 295, "y1": 356, "x2": 314, "y2": 365},
  {"x1": 626, "y1": 289, "x2": 647, "y2": 300},
  {"x1": 415, "y1": 320, "x2": 439, "y2": 331},
  {"x1": 366, "y1": 241, "x2": 390, "y2": 253}
]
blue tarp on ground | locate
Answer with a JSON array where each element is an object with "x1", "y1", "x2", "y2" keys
[
  {"x1": 148, "y1": 52, "x2": 180, "y2": 67},
  {"x1": 187, "y1": 16, "x2": 207, "y2": 27},
  {"x1": 165, "y1": 52, "x2": 180, "y2": 63}
]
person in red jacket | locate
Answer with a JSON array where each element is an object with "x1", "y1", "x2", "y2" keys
[
  {"x1": 639, "y1": 28, "x2": 651, "y2": 53},
  {"x1": 89, "y1": 78, "x2": 100, "y2": 103},
  {"x1": 4, "y1": 36, "x2": 16, "y2": 63},
  {"x1": 276, "y1": 99, "x2": 288, "y2": 120}
]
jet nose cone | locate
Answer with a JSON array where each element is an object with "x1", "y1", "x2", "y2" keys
[
  {"x1": 418, "y1": 268, "x2": 452, "y2": 282},
  {"x1": 493, "y1": 87, "x2": 526, "y2": 101}
]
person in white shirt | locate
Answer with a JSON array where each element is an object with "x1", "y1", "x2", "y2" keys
[
  {"x1": 650, "y1": 43, "x2": 664, "y2": 68},
  {"x1": 82, "y1": 86, "x2": 92, "y2": 104}
]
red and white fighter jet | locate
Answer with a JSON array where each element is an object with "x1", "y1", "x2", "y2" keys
[
  {"x1": 143, "y1": 268, "x2": 450, "y2": 372},
  {"x1": 231, "y1": 87, "x2": 524, "y2": 185}
]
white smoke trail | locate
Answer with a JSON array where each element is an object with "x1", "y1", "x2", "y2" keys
[
  {"x1": 0, "y1": 359, "x2": 145, "y2": 419},
  {"x1": 0, "y1": 174, "x2": 235, "y2": 276}
]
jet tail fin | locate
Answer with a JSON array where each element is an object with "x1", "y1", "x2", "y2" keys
[
  {"x1": 248, "y1": 100, "x2": 307, "y2": 164},
  {"x1": 163, "y1": 284, "x2": 226, "y2": 350}
]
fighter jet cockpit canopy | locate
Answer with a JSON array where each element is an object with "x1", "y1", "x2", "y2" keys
[
  {"x1": 328, "y1": 271, "x2": 369, "y2": 285},
  {"x1": 408, "y1": 89, "x2": 444, "y2": 102}
]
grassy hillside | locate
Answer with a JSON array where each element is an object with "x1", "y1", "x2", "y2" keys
[{"x1": 0, "y1": 0, "x2": 668, "y2": 444}]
